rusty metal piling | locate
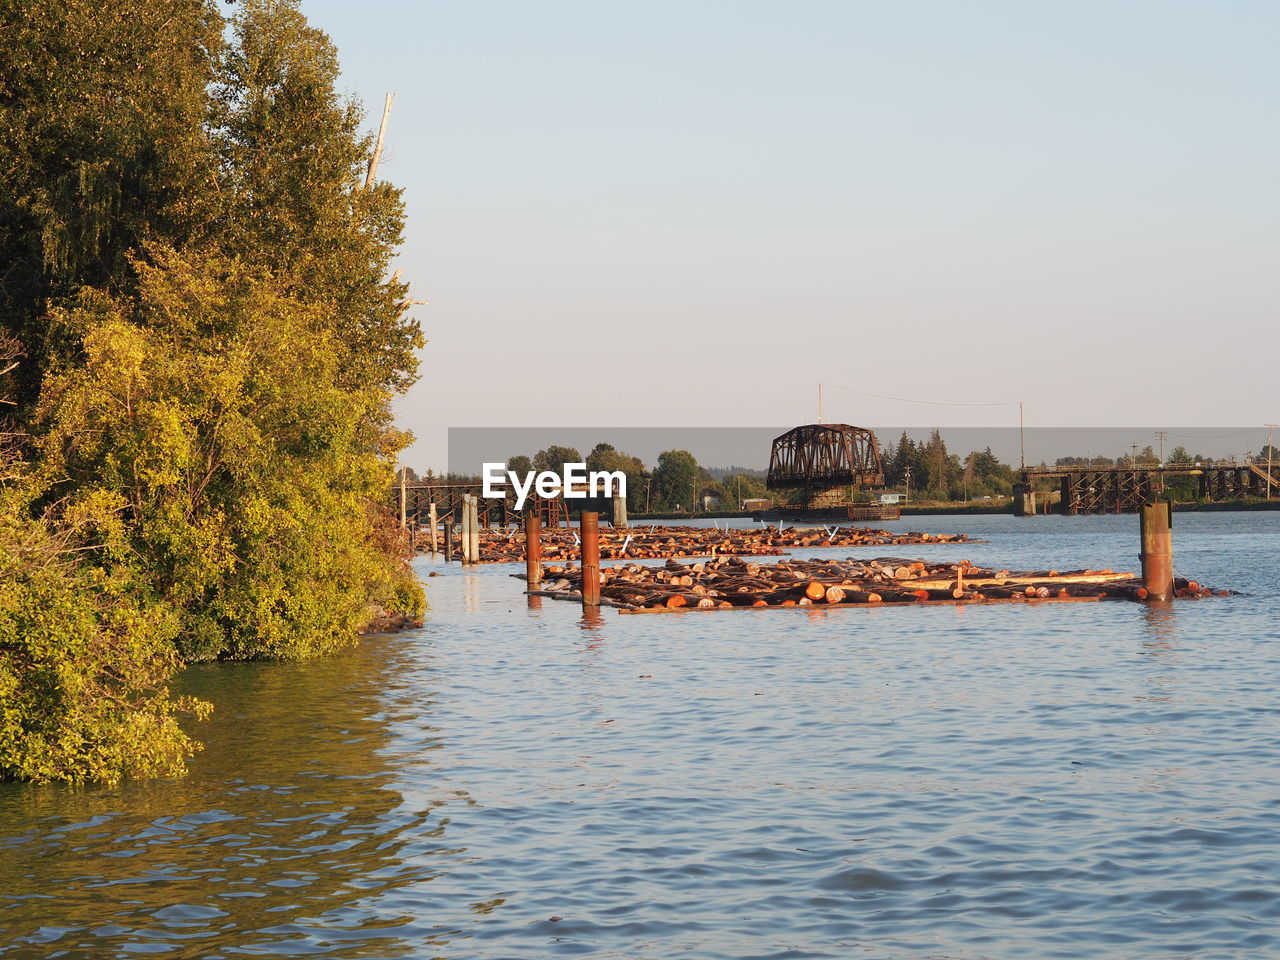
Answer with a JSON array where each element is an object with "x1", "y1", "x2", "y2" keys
[
  {"x1": 580, "y1": 511, "x2": 601, "y2": 608},
  {"x1": 524, "y1": 512, "x2": 542, "y2": 588},
  {"x1": 1139, "y1": 501, "x2": 1173, "y2": 601}
]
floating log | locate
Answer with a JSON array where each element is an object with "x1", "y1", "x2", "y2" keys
[
  {"x1": 436, "y1": 523, "x2": 977, "y2": 565},
  {"x1": 512, "y1": 552, "x2": 1232, "y2": 614}
]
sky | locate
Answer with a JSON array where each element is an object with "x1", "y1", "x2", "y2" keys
[{"x1": 297, "y1": 0, "x2": 1279, "y2": 472}]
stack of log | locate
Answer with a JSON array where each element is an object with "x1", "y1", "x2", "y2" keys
[
  {"x1": 431, "y1": 524, "x2": 973, "y2": 565},
  {"x1": 517, "y1": 555, "x2": 1231, "y2": 612}
]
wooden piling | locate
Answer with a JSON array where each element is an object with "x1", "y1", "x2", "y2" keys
[
  {"x1": 428, "y1": 502, "x2": 438, "y2": 555},
  {"x1": 444, "y1": 520, "x2": 454, "y2": 563},
  {"x1": 580, "y1": 511, "x2": 601, "y2": 607},
  {"x1": 461, "y1": 496, "x2": 469, "y2": 565},
  {"x1": 611, "y1": 493, "x2": 628, "y2": 529},
  {"x1": 1139, "y1": 501, "x2": 1173, "y2": 601},
  {"x1": 461, "y1": 494, "x2": 481, "y2": 565},
  {"x1": 524, "y1": 512, "x2": 542, "y2": 587}
]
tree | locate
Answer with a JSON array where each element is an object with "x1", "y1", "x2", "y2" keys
[
  {"x1": 652, "y1": 450, "x2": 699, "y2": 510},
  {"x1": 213, "y1": 0, "x2": 418, "y2": 396},
  {"x1": 923, "y1": 429, "x2": 960, "y2": 498},
  {"x1": 0, "y1": 486, "x2": 210, "y2": 784},
  {"x1": 884, "y1": 432, "x2": 930, "y2": 495},
  {"x1": 533, "y1": 445, "x2": 583, "y2": 473},
  {"x1": 1, "y1": 0, "x2": 425, "y2": 781},
  {"x1": 1, "y1": 333, "x2": 207, "y2": 784},
  {"x1": 963, "y1": 447, "x2": 1015, "y2": 496},
  {"x1": 713, "y1": 472, "x2": 769, "y2": 509},
  {"x1": 35, "y1": 249, "x2": 424, "y2": 661},
  {"x1": 586, "y1": 442, "x2": 645, "y2": 507},
  {"x1": 506, "y1": 454, "x2": 533, "y2": 476},
  {"x1": 0, "y1": 0, "x2": 224, "y2": 407}
]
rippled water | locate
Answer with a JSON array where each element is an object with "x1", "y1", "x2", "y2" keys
[{"x1": 2, "y1": 512, "x2": 1279, "y2": 959}]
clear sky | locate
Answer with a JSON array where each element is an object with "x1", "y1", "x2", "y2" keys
[{"x1": 298, "y1": 0, "x2": 1278, "y2": 472}]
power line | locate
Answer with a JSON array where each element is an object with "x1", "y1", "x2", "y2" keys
[{"x1": 1164, "y1": 429, "x2": 1262, "y2": 440}]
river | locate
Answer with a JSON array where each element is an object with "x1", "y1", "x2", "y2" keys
[{"x1": 2, "y1": 512, "x2": 1278, "y2": 958}]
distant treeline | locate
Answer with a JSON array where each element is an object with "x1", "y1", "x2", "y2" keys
[
  {"x1": 1, "y1": 1, "x2": 423, "y2": 784},
  {"x1": 416, "y1": 433, "x2": 1280, "y2": 510},
  {"x1": 409, "y1": 444, "x2": 772, "y2": 512}
]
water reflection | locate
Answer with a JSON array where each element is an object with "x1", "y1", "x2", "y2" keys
[
  {"x1": 1136, "y1": 602, "x2": 1183, "y2": 706},
  {"x1": 577, "y1": 608, "x2": 607, "y2": 634},
  {"x1": 0, "y1": 635, "x2": 448, "y2": 958},
  {"x1": 1140, "y1": 601, "x2": 1180, "y2": 649}
]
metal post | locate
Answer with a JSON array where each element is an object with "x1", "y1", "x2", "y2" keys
[
  {"x1": 1139, "y1": 501, "x2": 1173, "y2": 602},
  {"x1": 524, "y1": 512, "x2": 542, "y2": 587},
  {"x1": 580, "y1": 511, "x2": 600, "y2": 608}
]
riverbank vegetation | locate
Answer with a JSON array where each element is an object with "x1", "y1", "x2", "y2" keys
[{"x1": 1, "y1": 0, "x2": 423, "y2": 784}]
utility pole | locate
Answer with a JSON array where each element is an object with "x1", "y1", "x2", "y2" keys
[
  {"x1": 1019, "y1": 401, "x2": 1025, "y2": 470},
  {"x1": 905, "y1": 463, "x2": 911, "y2": 504},
  {"x1": 1266, "y1": 424, "x2": 1277, "y2": 501}
]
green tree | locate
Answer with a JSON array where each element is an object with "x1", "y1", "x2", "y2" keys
[
  {"x1": 213, "y1": 0, "x2": 417, "y2": 396},
  {"x1": 0, "y1": 0, "x2": 224, "y2": 406},
  {"x1": 0, "y1": 487, "x2": 209, "y2": 784},
  {"x1": 533, "y1": 445, "x2": 583, "y2": 473},
  {"x1": 1, "y1": 0, "x2": 425, "y2": 781},
  {"x1": 506, "y1": 454, "x2": 533, "y2": 476},
  {"x1": 712, "y1": 473, "x2": 769, "y2": 509},
  {"x1": 652, "y1": 450, "x2": 699, "y2": 510},
  {"x1": 964, "y1": 447, "x2": 1015, "y2": 496},
  {"x1": 586, "y1": 442, "x2": 645, "y2": 508},
  {"x1": 35, "y1": 250, "x2": 423, "y2": 661}
]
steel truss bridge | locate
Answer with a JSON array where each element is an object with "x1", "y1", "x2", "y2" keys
[{"x1": 1019, "y1": 462, "x2": 1278, "y2": 515}]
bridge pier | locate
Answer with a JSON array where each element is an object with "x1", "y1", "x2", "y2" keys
[{"x1": 1012, "y1": 483, "x2": 1036, "y2": 517}]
